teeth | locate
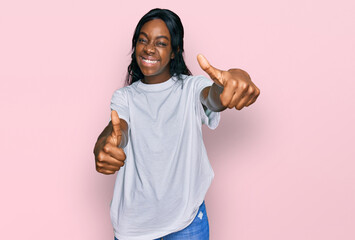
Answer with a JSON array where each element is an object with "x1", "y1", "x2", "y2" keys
[{"x1": 142, "y1": 58, "x2": 158, "y2": 64}]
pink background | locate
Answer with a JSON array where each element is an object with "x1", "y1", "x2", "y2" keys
[{"x1": 1, "y1": 0, "x2": 354, "y2": 239}]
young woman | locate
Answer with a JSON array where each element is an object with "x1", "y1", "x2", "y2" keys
[{"x1": 94, "y1": 8, "x2": 260, "y2": 240}]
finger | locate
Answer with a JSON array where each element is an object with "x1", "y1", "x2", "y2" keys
[
  {"x1": 110, "y1": 110, "x2": 122, "y2": 146},
  {"x1": 233, "y1": 86, "x2": 255, "y2": 109},
  {"x1": 197, "y1": 54, "x2": 224, "y2": 86},
  {"x1": 97, "y1": 169, "x2": 116, "y2": 175},
  {"x1": 97, "y1": 148, "x2": 126, "y2": 165},
  {"x1": 245, "y1": 87, "x2": 260, "y2": 106},
  {"x1": 229, "y1": 92, "x2": 244, "y2": 110},
  {"x1": 234, "y1": 95, "x2": 252, "y2": 110},
  {"x1": 97, "y1": 161, "x2": 123, "y2": 172},
  {"x1": 97, "y1": 153, "x2": 125, "y2": 169},
  {"x1": 245, "y1": 96, "x2": 258, "y2": 107},
  {"x1": 227, "y1": 81, "x2": 250, "y2": 108},
  {"x1": 220, "y1": 80, "x2": 238, "y2": 107},
  {"x1": 96, "y1": 155, "x2": 120, "y2": 174},
  {"x1": 103, "y1": 142, "x2": 126, "y2": 161}
]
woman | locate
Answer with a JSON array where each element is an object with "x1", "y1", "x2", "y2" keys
[{"x1": 94, "y1": 8, "x2": 260, "y2": 240}]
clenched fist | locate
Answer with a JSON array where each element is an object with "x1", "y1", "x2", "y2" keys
[{"x1": 94, "y1": 110, "x2": 127, "y2": 175}]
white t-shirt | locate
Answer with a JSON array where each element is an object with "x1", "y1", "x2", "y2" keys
[{"x1": 110, "y1": 74, "x2": 220, "y2": 240}]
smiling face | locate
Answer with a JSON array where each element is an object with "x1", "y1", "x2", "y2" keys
[{"x1": 135, "y1": 19, "x2": 175, "y2": 84}]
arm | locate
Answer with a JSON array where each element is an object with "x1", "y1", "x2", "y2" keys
[{"x1": 93, "y1": 111, "x2": 129, "y2": 175}]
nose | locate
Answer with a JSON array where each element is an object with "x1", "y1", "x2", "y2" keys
[{"x1": 144, "y1": 42, "x2": 155, "y2": 54}]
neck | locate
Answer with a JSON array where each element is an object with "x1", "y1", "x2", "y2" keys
[{"x1": 143, "y1": 73, "x2": 172, "y2": 84}]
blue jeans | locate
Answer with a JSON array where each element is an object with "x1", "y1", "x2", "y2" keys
[{"x1": 114, "y1": 201, "x2": 209, "y2": 240}]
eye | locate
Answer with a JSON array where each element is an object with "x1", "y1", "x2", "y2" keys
[
  {"x1": 156, "y1": 41, "x2": 167, "y2": 47},
  {"x1": 138, "y1": 38, "x2": 147, "y2": 44}
]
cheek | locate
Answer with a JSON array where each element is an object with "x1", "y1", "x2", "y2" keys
[
  {"x1": 162, "y1": 50, "x2": 173, "y2": 63},
  {"x1": 134, "y1": 45, "x2": 142, "y2": 55}
]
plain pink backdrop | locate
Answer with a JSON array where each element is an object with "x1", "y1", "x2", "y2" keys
[{"x1": 1, "y1": 0, "x2": 354, "y2": 239}]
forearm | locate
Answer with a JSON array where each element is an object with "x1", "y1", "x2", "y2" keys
[{"x1": 200, "y1": 83, "x2": 227, "y2": 112}]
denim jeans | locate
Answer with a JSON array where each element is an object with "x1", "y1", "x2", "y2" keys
[{"x1": 114, "y1": 201, "x2": 209, "y2": 240}]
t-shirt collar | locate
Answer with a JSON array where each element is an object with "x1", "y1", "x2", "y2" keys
[{"x1": 137, "y1": 76, "x2": 177, "y2": 92}]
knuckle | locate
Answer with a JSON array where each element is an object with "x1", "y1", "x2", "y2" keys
[
  {"x1": 248, "y1": 87, "x2": 255, "y2": 95},
  {"x1": 222, "y1": 101, "x2": 228, "y2": 107},
  {"x1": 229, "y1": 79, "x2": 238, "y2": 88},
  {"x1": 240, "y1": 83, "x2": 248, "y2": 91},
  {"x1": 220, "y1": 97, "x2": 228, "y2": 107},
  {"x1": 97, "y1": 152, "x2": 105, "y2": 162},
  {"x1": 116, "y1": 159, "x2": 123, "y2": 167},
  {"x1": 103, "y1": 144, "x2": 110, "y2": 153}
]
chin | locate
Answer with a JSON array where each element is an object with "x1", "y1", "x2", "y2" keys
[{"x1": 141, "y1": 70, "x2": 158, "y2": 77}]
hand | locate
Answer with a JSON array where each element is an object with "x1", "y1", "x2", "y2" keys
[
  {"x1": 95, "y1": 110, "x2": 126, "y2": 175},
  {"x1": 197, "y1": 54, "x2": 260, "y2": 110}
]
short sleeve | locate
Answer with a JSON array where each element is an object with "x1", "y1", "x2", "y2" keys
[
  {"x1": 194, "y1": 75, "x2": 221, "y2": 130},
  {"x1": 110, "y1": 88, "x2": 130, "y2": 125}
]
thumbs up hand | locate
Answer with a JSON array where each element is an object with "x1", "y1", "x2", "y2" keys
[
  {"x1": 94, "y1": 110, "x2": 127, "y2": 175},
  {"x1": 197, "y1": 54, "x2": 260, "y2": 110}
]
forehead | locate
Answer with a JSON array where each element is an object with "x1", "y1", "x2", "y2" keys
[{"x1": 140, "y1": 19, "x2": 171, "y2": 39}]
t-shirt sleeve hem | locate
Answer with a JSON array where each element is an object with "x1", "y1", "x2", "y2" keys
[
  {"x1": 195, "y1": 76, "x2": 221, "y2": 129},
  {"x1": 199, "y1": 102, "x2": 221, "y2": 130}
]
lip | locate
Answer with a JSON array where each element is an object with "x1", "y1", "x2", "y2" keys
[
  {"x1": 141, "y1": 56, "x2": 159, "y2": 61},
  {"x1": 140, "y1": 56, "x2": 159, "y2": 65}
]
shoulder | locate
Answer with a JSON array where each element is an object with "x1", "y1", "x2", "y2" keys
[
  {"x1": 176, "y1": 74, "x2": 211, "y2": 87},
  {"x1": 112, "y1": 81, "x2": 140, "y2": 96},
  {"x1": 181, "y1": 75, "x2": 213, "y2": 93},
  {"x1": 177, "y1": 74, "x2": 207, "y2": 81}
]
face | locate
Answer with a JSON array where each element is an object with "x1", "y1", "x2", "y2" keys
[{"x1": 135, "y1": 19, "x2": 175, "y2": 84}]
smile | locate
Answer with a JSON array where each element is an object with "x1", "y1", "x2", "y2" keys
[{"x1": 142, "y1": 57, "x2": 158, "y2": 64}]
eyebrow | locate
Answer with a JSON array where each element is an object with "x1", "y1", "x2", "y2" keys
[{"x1": 139, "y1": 32, "x2": 170, "y2": 41}]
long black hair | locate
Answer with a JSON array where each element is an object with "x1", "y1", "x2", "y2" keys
[{"x1": 126, "y1": 8, "x2": 192, "y2": 85}]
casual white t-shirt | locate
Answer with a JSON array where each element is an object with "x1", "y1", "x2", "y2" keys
[{"x1": 110, "y1": 74, "x2": 220, "y2": 240}]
